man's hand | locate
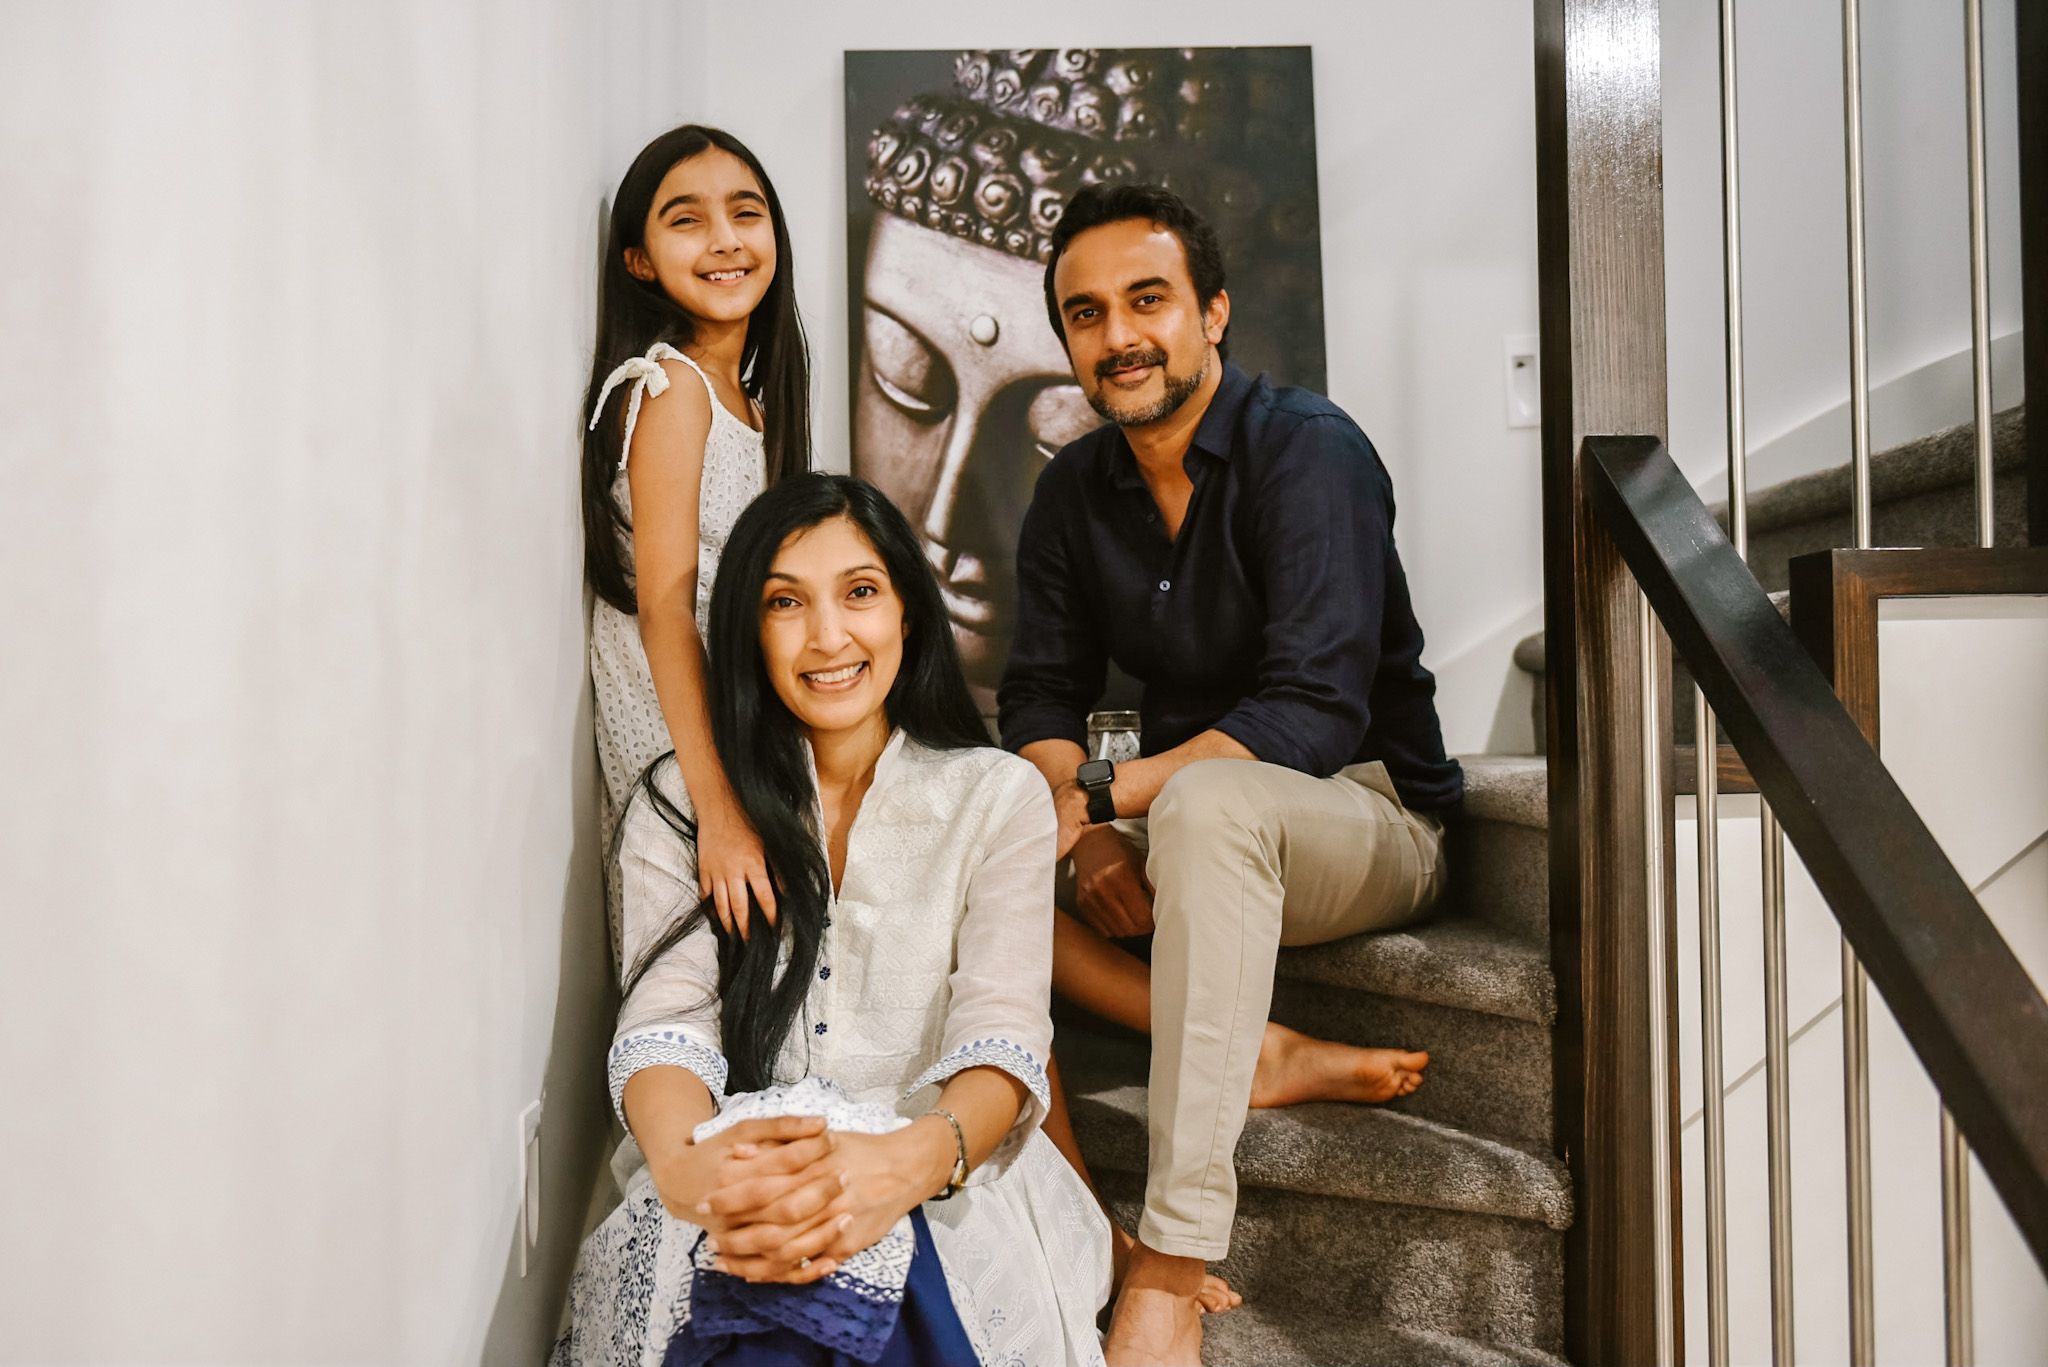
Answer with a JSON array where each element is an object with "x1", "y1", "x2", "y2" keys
[
  {"x1": 1050, "y1": 777, "x2": 1098, "y2": 860},
  {"x1": 1070, "y1": 826, "x2": 1154, "y2": 939}
]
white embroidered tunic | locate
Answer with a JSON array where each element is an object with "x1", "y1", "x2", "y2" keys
[
  {"x1": 555, "y1": 733, "x2": 1112, "y2": 1367},
  {"x1": 587, "y1": 342, "x2": 767, "y2": 976}
]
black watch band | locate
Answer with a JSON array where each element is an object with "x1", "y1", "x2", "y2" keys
[{"x1": 1076, "y1": 758, "x2": 1117, "y2": 826}]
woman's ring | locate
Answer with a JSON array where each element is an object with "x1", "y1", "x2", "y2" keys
[{"x1": 798, "y1": 1256, "x2": 811, "y2": 1269}]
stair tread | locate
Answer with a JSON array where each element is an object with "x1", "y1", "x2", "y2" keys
[
  {"x1": 1276, "y1": 914, "x2": 1554, "y2": 1025},
  {"x1": 1061, "y1": 1033, "x2": 1572, "y2": 1231},
  {"x1": 1453, "y1": 754, "x2": 1547, "y2": 830},
  {"x1": 1512, "y1": 591, "x2": 1788, "y2": 678},
  {"x1": 1197, "y1": 1305, "x2": 1571, "y2": 1367}
]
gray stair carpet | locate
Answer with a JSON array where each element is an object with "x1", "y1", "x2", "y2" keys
[{"x1": 1056, "y1": 756, "x2": 1568, "y2": 1365}]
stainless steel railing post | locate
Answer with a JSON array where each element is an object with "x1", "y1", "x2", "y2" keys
[
  {"x1": 1840, "y1": 3, "x2": 1878, "y2": 1360},
  {"x1": 1966, "y1": 0, "x2": 1995, "y2": 551},
  {"x1": 1760, "y1": 805, "x2": 1796, "y2": 1365}
]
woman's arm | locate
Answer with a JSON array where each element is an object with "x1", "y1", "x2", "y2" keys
[{"x1": 625, "y1": 362, "x2": 775, "y2": 934}]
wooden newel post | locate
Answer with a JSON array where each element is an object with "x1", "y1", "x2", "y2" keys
[{"x1": 1533, "y1": 1, "x2": 1683, "y2": 1362}]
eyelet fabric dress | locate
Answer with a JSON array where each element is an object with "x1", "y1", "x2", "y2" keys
[
  {"x1": 553, "y1": 733, "x2": 1113, "y2": 1367},
  {"x1": 588, "y1": 343, "x2": 766, "y2": 980}
]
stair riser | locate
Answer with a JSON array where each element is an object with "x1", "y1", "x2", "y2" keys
[
  {"x1": 1268, "y1": 979, "x2": 1553, "y2": 1147},
  {"x1": 1443, "y1": 819, "x2": 1547, "y2": 943},
  {"x1": 1100, "y1": 1175, "x2": 1564, "y2": 1355}
]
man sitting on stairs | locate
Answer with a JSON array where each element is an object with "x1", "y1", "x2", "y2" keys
[{"x1": 999, "y1": 183, "x2": 1466, "y2": 1367}]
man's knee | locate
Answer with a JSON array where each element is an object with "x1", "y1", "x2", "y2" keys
[{"x1": 1148, "y1": 759, "x2": 1271, "y2": 862}]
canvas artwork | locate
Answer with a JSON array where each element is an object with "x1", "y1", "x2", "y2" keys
[{"x1": 844, "y1": 47, "x2": 1327, "y2": 705}]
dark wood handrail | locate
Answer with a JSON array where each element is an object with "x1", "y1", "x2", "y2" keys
[{"x1": 1584, "y1": 434, "x2": 2048, "y2": 1273}]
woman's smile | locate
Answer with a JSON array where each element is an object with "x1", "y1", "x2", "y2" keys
[{"x1": 800, "y1": 660, "x2": 868, "y2": 691}]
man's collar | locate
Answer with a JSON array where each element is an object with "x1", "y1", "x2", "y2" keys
[{"x1": 1104, "y1": 360, "x2": 1251, "y2": 489}]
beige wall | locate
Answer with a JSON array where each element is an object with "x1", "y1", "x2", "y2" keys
[{"x1": 0, "y1": 3, "x2": 698, "y2": 1361}]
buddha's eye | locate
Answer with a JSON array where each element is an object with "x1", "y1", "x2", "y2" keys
[
  {"x1": 1026, "y1": 384, "x2": 1096, "y2": 461},
  {"x1": 863, "y1": 307, "x2": 955, "y2": 421}
]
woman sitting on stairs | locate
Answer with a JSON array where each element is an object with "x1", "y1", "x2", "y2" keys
[{"x1": 556, "y1": 474, "x2": 1111, "y2": 1367}]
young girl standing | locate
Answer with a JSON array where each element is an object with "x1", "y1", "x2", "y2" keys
[{"x1": 583, "y1": 125, "x2": 810, "y2": 961}]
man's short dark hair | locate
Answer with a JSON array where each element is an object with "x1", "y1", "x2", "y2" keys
[{"x1": 1042, "y1": 183, "x2": 1230, "y2": 360}]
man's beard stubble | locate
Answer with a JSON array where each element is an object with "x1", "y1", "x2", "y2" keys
[{"x1": 1088, "y1": 347, "x2": 1209, "y2": 428}]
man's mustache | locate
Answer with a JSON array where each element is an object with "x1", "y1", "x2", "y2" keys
[{"x1": 1096, "y1": 347, "x2": 1167, "y2": 379}]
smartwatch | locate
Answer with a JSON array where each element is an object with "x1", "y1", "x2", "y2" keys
[{"x1": 1076, "y1": 758, "x2": 1118, "y2": 826}]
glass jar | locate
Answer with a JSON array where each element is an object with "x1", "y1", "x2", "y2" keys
[{"x1": 1086, "y1": 710, "x2": 1141, "y2": 763}]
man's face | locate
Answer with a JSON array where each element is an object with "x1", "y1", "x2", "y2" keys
[
  {"x1": 853, "y1": 213, "x2": 1098, "y2": 699},
  {"x1": 1050, "y1": 218, "x2": 1227, "y2": 428}
]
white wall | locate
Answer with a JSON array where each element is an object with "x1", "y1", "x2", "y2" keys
[
  {"x1": 0, "y1": 3, "x2": 698, "y2": 1362},
  {"x1": 686, "y1": 1, "x2": 1547, "y2": 754}
]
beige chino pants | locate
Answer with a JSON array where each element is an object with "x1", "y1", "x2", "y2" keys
[{"x1": 1066, "y1": 757, "x2": 1446, "y2": 1260}]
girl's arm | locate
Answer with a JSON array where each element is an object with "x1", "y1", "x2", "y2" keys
[{"x1": 625, "y1": 363, "x2": 776, "y2": 935}]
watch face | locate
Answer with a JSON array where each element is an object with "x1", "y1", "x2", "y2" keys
[{"x1": 1077, "y1": 759, "x2": 1113, "y2": 788}]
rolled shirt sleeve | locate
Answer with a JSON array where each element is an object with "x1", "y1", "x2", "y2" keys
[
  {"x1": 998, "y1": 461, "x2": 1107, "y2": 754},
  {"x1": 1210, "y1": 416, "x2": 1388, "y2": 777},
  {"x1": 608, "y1": 765, "x2": 729, "y2": 1126},
  {"x1": 902, "y1": 761, "x2": 1056, "y2": 1176}
]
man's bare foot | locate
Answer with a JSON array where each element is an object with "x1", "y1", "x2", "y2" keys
[
  {"x1": 1249, "y1": 1022, "x2": 1429, "y2": 1108},
  {"x1": 1104, "y1": 1242, "x2": 1205, "y2": 1367},
  {"x1": 1111, "y1": 1223, "x2": 1241, "y2": 1314}
]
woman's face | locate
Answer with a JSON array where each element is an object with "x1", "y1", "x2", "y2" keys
[
  {"x1": 626, "y1": 148, "x2": 778, "y2": 326},
  {"x1": 758, "y1": 515, "x2": 908, "y2": 740}
]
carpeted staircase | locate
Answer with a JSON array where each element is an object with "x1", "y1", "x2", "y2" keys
[{"x1": 1056, "y1": 755, "x2": 1569, "y2": 1366}]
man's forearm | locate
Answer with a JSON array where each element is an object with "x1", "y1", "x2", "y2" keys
[
  {"x1": 1111, "y1": 729, "x2": 1255, "y2": 818},
  {"x1": 1020, "y1": 738, "x2": 1088, "y2": 795}
]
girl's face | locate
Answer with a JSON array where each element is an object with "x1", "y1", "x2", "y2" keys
[
  {"x1": 758, "y1": 516, "x2": 907, "y2": 741},
  {"x1": 626, "y1": 148, "x2": 778, "y2": 327}
]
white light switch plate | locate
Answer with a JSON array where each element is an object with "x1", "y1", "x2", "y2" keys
[{"x1": 1503, "y1": 334, "x2": 1540, "y2": 429}]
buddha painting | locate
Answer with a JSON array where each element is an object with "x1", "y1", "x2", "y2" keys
[{"x1": 846, "y1": 47, "x2": 1326, "y2": 703}]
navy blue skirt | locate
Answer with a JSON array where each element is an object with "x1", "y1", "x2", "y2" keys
[{"x1": 664, "y1": 1208, "x2": 977, "y2": 1367}]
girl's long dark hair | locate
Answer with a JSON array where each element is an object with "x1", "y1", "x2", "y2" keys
[
  {"x1": 623, "y1": 475, "x2": 988, "y2": 1093},
  {"x1": 582, "y1": 125, "x2": 812, "y2": 615}
]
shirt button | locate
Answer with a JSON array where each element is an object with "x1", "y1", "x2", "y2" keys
[
  {"x1": 813, "y1": 1021, "x2": 829, "y2": 1035},
  {"x1": 1158, "y1": 579, "x2": 1171, "y2": 592},
  {"x1": 818, "y1": 965, "x2": 831, "y2": 980}
]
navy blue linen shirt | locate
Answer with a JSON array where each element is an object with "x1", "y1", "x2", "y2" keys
[{"x1": 997, "y1": 364, "x2": 1464, "y2": 812}]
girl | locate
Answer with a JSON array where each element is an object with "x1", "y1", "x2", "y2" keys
[
  {"x1": 584, "y1": 125, "x2": 811, "y2": 965},
  {"x1": 556, "y1": 475, "x2": 1111, "y2": 1366}
]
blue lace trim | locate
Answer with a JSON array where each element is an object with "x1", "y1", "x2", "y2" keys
[
  {"x1": 607, "y1": 1029, "x2": 728, "y2": 1124},
  {"x1": 674, "y1": 1223, "x2": 915, "y2": 1364},
  {"x1": 902, "y1": 1037, "x2": 1051, "y2": 1112}
]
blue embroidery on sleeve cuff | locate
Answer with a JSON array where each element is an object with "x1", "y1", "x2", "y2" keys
[
  {"x1": 608, "y1": 1029, "x2": 729, "y2": 1124},
  {"x1": 902, "y1": 1037, "x2": 1051, "y2": 1112}
]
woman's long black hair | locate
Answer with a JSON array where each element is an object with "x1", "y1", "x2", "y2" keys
[
  {"x1": 623, "y1": 475, "x2": 989, "y2": 1093},
  {"x1": 582, "y1": 125, "x2": 812, "y2": 616}
]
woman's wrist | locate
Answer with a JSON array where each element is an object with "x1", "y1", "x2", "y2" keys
[{"x1": 898, "y1": 1114, "x2": 960, "y2": 1201}]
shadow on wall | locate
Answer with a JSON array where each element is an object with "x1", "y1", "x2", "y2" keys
[{"x1": 479, "y1": 678, "x2": 620, "y2": 1364}]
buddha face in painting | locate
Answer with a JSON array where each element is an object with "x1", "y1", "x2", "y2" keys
[{"x1": 853, "y1": 211, "x2": 1099, "y2": 701}]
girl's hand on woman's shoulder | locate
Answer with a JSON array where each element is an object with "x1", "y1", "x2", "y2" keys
[{"x1": 696, "y1": 798, "x2": 778, "y2": 939}]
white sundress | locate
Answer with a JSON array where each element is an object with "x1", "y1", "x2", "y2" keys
[
  {"x1": 553, "y1": 733, "x2": 1113, "y2": 1367},
  {"x1": 588, "y1": 342, "x2": 767, "y2": 978}
]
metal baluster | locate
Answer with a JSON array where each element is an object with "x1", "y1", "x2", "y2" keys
[
  {"x1": 1841, "y1": 2, "x2": 1878, "y2": 1361},
  {"x1": 1942, "y1": 1108, "x2": 1976, "y2": 1364},
  {"x1": 1698, "y1": 4, "x2": 1745, "y2": 1360},
  {"x1": 1945, "y1": 11, "x2": 1991, "y2": 1363},
  {"x1": 1761, "y1": 805, "x2": 1796, "y2": 1365},
  {"x1": 1641, "y1": 592, "x2": 1677, "y2": 1367},
  {"x1": 1966, "y1": 0, "x2": 1995, "y2": 551}
]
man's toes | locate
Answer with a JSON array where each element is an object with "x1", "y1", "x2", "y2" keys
[{"x1": 1402, "y1": 1049, "x2": 1430, "y2": 1070}]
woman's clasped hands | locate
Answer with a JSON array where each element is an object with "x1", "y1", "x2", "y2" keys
[{"x1": 654, "y1": 1113, "x2": 956, "y2": 1285}]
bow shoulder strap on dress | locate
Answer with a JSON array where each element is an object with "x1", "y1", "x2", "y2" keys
[{"x1": 588, "y1": 342, "x2": 719, "y2": 474}]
